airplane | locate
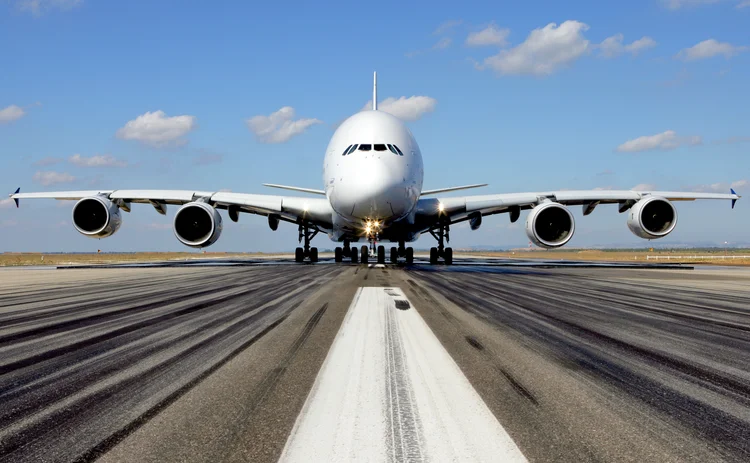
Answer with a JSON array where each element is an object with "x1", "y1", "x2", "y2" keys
[{"x1": 9, "y1": 73, "x2": 741, "y2": 265}]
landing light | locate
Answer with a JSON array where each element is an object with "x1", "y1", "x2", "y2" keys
[{"x1": 438, "y1": 202, "x2": 445, "y2": 213}]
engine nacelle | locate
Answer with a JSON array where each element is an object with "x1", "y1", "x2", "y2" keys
[
  {"x1": 173, "y1": 202, "x2": 223, "y2": 248},
  {"x1": 627, "y1": 196, "x2": 677, "y2": 239},
  {"x1": 525, "y1": 202, "x2": 575, "y2": 248},
  {"x1": 72, "y1": 196, "x2": 122, "y2": 238},
  {"x1": 469, "y1": 212, "x2": 482, "y2": 231}
]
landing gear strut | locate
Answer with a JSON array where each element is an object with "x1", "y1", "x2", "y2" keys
[
  {"x1": 295, "y1": 223, "x2": 318, "y2": 263},
  {"x1": 429, "y1": 224, "x2": 453, "y2": 265}
]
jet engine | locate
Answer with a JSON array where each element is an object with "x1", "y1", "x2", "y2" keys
[
  {"x1": 525, "y1": 202, "x2": 575, "y2": 248},
  {"x1": 627, "y1": 196, "x2": 677, "y2": 239},
  {"x1": 72, "y1": 196, "x2": 122, "y2": 238},
  {"x1": 173, "y1": 202, "x2": 223, "y2": 248}
]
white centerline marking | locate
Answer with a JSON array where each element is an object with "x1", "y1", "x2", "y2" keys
[{"x1": 280, "y1": 287, "x2": 527, "y2": 463}]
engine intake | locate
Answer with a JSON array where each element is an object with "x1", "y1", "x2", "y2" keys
[
  {"x1": 525, "y1": 202, "x2": 575, "y2": 248},
  {"x1": 174, "y1": 202, "x2": 223, "y2": 248},
  {"x1": 627, "y1": 197, "x2": 677, "y2": 239},
  {"x1": 72, "y1": 196, "x2": 122, "y2": 238}
]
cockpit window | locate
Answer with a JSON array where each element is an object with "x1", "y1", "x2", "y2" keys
[
  {"x1": 358, "y1": 144, "x2": 372, "y2": 151},
  {"x1": 387, "y1": 144, "x2": 398, "y2": 154},
  {"x1": 391, "y1": 144, "x2": 404, "y2": 156},
  {"x1": 374, "y1": 144, "x2": 387, "y2": 151},
  {"x1": 342, "y1": 145, "x2": 352, "y2": 156},
  {"x1": 345, "y1": 144, "x2": 358, "y2": 155}
]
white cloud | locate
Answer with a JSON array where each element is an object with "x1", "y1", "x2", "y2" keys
[
  {"x1": 433, "y1": 20, "x2": 463, "y2": 36},
  {"x1": 17, "y1": 0, "x2": 82, "y2": 15},
  {"x1": 246, "y1": 107, "x2": 322, "y2": 144},
  {"x1": 433, "y1": 37, "x2": 452, "y2": 49},
  {"x1": 677, "y1": 39, "x2": 747, "y2": 61},
  {"x1": 116, "y1": 110, "x2": 197, "y2": 146},
  {"x1": 631, "y1": 183, "x2": 657, "y2": 191},
  {"x1": 616, "y1": 130, "x2": 702, "y2": 152},
  {"x1": 362, "y1": 96, "x2": 437, "y2": 121},
  {"x1": 479, "y1": 20, "x2": 590, "y2": 76},
  {"x1": 598, "y1": 34, "x2": 656, "y2": 58},
  {"x1": 685, "y1": 179, "x2": 747, "y2": 193},
  {"x1": 33, "y1": 171, "x2": 76, "y2": 186},
  {"x1": 0, "y1": 198, "x2": 15, "y2": 209},
  {"x1": 0, "y1": 105, "x2": 26, "y2": 124},
  {"x1": 466, "y1": 23, "x2": 510, "y2": 47},
  {"x1": 69, "y1": 154, "x2": 127, "y2": 168},
  {"x1": 739, "y1": 0, "x2": 750, "y2": 7}
]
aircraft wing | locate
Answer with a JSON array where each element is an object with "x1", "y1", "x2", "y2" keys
[
  {"x1": 414, "y1": 189, "x2": 740, "y2": 228},
  {"x1": 10, "y1": 189, "x2": 335, "y2": 230}
]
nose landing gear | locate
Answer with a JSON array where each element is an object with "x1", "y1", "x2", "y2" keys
[
  {"x1": 429, "y1": 224, "x2": 453, "y2": 265},
  {"x1": 295, "y1": 223, "x2": 319, "y2": 263}
]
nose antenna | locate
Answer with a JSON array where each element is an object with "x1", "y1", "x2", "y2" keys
[{"x1": 372, "y1": 71, "x2": 377, "y2": 111}]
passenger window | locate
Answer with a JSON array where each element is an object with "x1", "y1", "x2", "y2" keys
[
  {"x1": 346, "y1": 144, "x2": 358, "y2": 155},
  {"x1": 342, "y1": 145, "x2": 352, "y2": 156},
  {"x1": 387, "y1": 144, "x2": 398, "y2": 154},
  {"x1": 359, "y1": 144, "x2": 372, "y2": 151},
  {"x1": 374, "y1": 144, "x2": 387, "y2": 151}
]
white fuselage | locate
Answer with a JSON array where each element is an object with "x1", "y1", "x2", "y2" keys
[{"x1": 323, "y1": 110, "x2": 424, "y2": 241}]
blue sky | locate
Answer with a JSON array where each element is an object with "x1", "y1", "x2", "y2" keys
[{"x1": 1, "y1": 0, "x2": 748, "y2": 252}]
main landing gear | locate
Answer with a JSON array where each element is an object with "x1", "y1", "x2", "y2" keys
[
  {"x1": 295, "y1": 223, "x2": 318, "y2": 263},
  {"x1": 429, "y1": 224, "x2": 453, "y2": 265},
  {"x1": 334, "y1": 240, "x2": 358, "y2": 264},
  {"x1": 333, "y1": 240, "x2": 414, "y2": 265}
]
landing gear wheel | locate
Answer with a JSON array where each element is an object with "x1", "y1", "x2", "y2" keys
[
  {"x1": 351, "y1": 247, "x2": 359, "y2": 263},
  {"x1": 444, "y1": 247, "x2": 453, "y2": 265},
  {"x1": 377, "y1": 245, "x2": 385, "y2": 264},
  {"x1": 429, "y1": 247, "x2": 439, "y2": 265},
  {"x1": 295, "y1": 247, "x2": 304, "y2": 263},
  {"x1": 334, "y1": 247, "x2": 343, "y2": 263},
  {"x1": 405, "y1": 247, "x2": 414, "y2": 264},
  {"x1": 390, "y1": 247, "x2": 398, "y2": 264},
  {"x1": 360, "y1": 245, "x2": 369, "y2": 264},
  {"x1": 310, "y1": 247, "x2": 318, "y2": 263}
]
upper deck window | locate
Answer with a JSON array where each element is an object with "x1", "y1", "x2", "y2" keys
[
  {"x1": 358, "y1": 144, "x2": 372, "y2": 151},
  {"x1": 374, "y1": 144, "x2": 387, "y2": 151}
]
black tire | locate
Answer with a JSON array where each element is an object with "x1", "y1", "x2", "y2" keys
[
  {"x1": 429, "y1": 247, "x2": 439, "y2": 265},
  {"x1": 334, "y1": 247, "x2": 343, "y2": 263},
  {"x1": 351, "y1": 247, "x2": 359, "y2": 263},
  {"x1": 295, "y1": 247, "x2": 304, "y2": 263},
  {"x1": 310, "y1": 247, "x2": 318, "y2": 263},
  {"x1": 390, "y1": 247, "x2": 398, "y2": 264},
  {"x1": 405, "y1": 247, "x2": 414, "y2": 264},
  {"x1": 377, "y1": 245, "x2": 385, "y2": 264},
  {"x1": 444, "y1": 247, "x2": 453, "y2": 265},
  {"x1": 361, "y1": 245, "x2": 369, "y2": 264}
]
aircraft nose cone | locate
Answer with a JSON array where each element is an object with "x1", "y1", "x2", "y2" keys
[{"x1": 334, "y1": 160, "x2": 414, "y2": 221}]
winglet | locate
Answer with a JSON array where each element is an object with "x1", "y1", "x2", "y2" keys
[
  {"x1": 731, "y1": 188, "x2": 738, "y2": 209},
  {"x1": 12, "y1": 187, "x2": 19, "y2": 208},
  {"x1": 373, "y1": 72, "x2": 377, "y2": 111}
]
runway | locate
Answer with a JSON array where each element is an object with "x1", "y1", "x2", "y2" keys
[{"x1": 1, "y1": 262, "x2": 749, "y2": 462}]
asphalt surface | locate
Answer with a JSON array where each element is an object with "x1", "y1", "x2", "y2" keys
[{"x1": 1, "y1": 261, "x2": 749, "y2": 462}]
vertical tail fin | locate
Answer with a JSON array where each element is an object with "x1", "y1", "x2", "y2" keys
[{"x1": 373, "y1": 71, "x2": 377, "y2": 111}]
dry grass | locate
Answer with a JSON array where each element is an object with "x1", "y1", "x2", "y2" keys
[
  {"x1": 0, "y1": 252, "x2": 271, "y2": 267},
  {"x1": 463, "y1": 249, "x2": 750, "y2": 266}
]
